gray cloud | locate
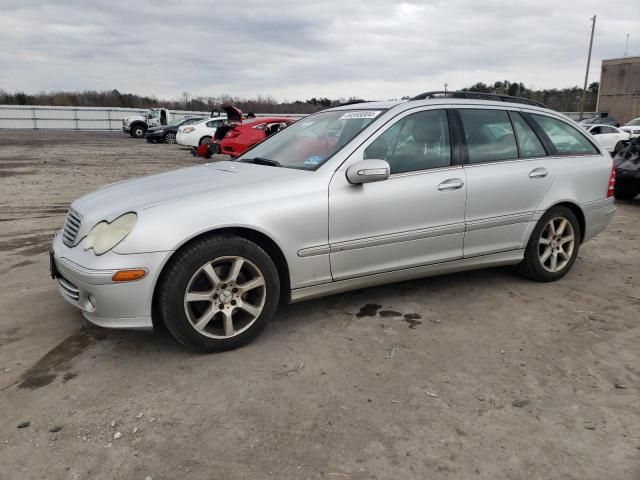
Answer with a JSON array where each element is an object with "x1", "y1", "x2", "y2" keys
[{"x1": 0, "y1": 0, "x2": 638, "y2": 101}]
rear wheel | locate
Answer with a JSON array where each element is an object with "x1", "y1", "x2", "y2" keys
[
  {"x1": 199, "y1": 136, "x2": 212, "y2": 146},
  {"x1": 164, "y1": 132, "x2": 177, "y2": 144},
  {"x1": 157, "y1": 235, "x2": 280, "y2": 352},
  {"x1": 519, "y1": 206, "x2": 580, "y2": 282}
]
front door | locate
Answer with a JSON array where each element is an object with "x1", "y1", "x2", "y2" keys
[{"x1": 329, "y1": 108, "x2": 467, "y2": 281}]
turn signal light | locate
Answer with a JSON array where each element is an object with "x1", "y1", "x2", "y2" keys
[{"x1": 112, "y1": 269, "x2": 147, "y2": 282}]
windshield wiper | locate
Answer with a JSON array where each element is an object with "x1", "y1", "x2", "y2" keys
[{"x1": 241, "y1": 157, "x2": 281, "y2": 167}]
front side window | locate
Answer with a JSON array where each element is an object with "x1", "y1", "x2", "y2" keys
[
  {"x1": 531, "y1": 114, "x2": 598, "y2": 155},
  {"x1": 510, "y1": 112, "x2": 546, "y2": 158},
  {"x1": 459, "y1": 109, "x2": 518, "y2": 163},
  {"x1": 599, "y1": 126, "x2": 617, "y2": 134},
  {"x1": 235, "y1": 109, "x2": 385, "y2": 170},
  {"x1": 364, "y1": 109, "x2": 451, "y2": 174}
]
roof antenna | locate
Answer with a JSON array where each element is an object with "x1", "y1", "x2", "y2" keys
[{"x1": 624, "y1": 33, "x2": 630, "y2": 57}]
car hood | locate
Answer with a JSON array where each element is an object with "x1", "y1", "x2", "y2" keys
[
  {"x1": 71, "y1": 161, "x2": 303, "y2": 228},
  {"x1": 222, "y1": 105, "x2": 243, "y2": 123}
]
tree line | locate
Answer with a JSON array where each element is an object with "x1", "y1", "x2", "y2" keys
[
  {"x1": 461, "y1": 80, "x2": 600, "y2": 112},
  {"x1": 0, "y1": 81, "x2": 599, "y2": 113},
  {"x1": 0, "y1": 89, "x2": 360, "y2": 114}
]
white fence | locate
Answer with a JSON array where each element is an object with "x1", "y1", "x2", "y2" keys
[{"x1": 0, "y1": 105, "x2": 304, "y2": 130}]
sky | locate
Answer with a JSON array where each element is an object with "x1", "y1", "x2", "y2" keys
[{"x1": 0, "y1": 0, "x2": 638, "y2": 102}]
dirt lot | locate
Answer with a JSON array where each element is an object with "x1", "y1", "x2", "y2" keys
[{"x1": 0, "y1": 130, "x2": 639, "y2": 480}]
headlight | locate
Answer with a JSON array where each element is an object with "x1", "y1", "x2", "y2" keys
[
  {"x1": 83, "y1": 213, "x2": 137, "y2": 255},
  {"x1": 183, "y1": 127, "x2": 196, "y2": 134}
]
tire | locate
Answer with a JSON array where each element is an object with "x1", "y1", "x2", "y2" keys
[
  {"x1": 614, "y1": 187, "x2": 638, "y2": 201},
  {"x1": 130, "y1": 124, "x2": 146, "y2": 138},
  {"x1": 157, "y1": 235, "x2": 280, "y2": 352},
  {"x1": 518, "y1": 206, "x2": 580, "y2": 282},
  {"x1": 199, "y1": 136, "x2": 212, "y2": 146},
  {"x1": 164, "y1": 132, "x2": 177, "y2": 144}
]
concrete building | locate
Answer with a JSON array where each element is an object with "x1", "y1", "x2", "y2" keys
[{"x1": 597, "y1": 56, "x2": 640, "y2": 124}]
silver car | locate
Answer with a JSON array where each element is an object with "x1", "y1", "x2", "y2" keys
[{"x1": 51, "y1": 92, "x2": 617, "y2": 352}]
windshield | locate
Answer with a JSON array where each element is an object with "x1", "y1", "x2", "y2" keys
[
  {"x1": 235, "y1": 109, "x2": 385, "y2": 170},
  {"x1": 626, "y1": 118, "x2": 640, "y2": 126}
]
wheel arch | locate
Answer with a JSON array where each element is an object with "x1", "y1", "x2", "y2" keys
[
  {"x1": 151, "y1": 226, "x2": 291, "y2": 327},
  {"x1": 130, "y1": 121, "x2": 147, "y2": 130},
  {"x1": 540, "y1": 201, "x2": 586, "y2": 243}
]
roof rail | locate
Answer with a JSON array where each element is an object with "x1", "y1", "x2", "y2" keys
[{"x1": 410, "y1": 90, "x2": 547, "y2": 108}]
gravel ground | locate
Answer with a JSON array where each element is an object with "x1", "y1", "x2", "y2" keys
[{"x1": 0, "y1": 130, "x2": 639, "y2": 480}]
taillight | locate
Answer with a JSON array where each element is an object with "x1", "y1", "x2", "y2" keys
[
  {"x1": 607, "y1": 164, "x2": 616, "y2": 198},
  {"x1": 225, "y1": 130, "x2": 240, "y2": 138}
]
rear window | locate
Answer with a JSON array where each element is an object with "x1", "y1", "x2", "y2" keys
[
  {"x1": 458, "y1": 109, "x2": 518, "y2": 164},
  {"x1": 531, "y1": 114, "x2": 598, "y2": 155}
]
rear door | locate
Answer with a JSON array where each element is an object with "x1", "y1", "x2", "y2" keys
[{"x1": 459, "y1": 108, "x2": 556, "y2": 257}]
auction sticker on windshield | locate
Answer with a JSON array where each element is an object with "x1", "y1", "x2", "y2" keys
[{"x1": 339, "y1": 111, "x2": 381, "y2": 120}]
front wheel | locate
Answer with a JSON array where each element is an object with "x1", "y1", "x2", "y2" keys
[
  {"x1": 518, "y1": 206, "x2": 580, "y2": 282},
  {"x1": 130, "y1": 125, "x2": 146, "y2": 138},
  {"x1": 157, "y1": 235, "x2": 280, "y2": 352}
]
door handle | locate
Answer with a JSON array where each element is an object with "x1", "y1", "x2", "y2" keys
[
  {"x1": 529, "y1": 167, "x2": 548, "y2": 179},
  {"x1": 438, "y1": 178, "x2": 465, "y2": 191}
]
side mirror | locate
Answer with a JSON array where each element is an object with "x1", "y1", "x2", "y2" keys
[{"x1": 346, "y1": 159, "x2": 390, "y2": 184}]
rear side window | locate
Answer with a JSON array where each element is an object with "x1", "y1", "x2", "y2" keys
[
  {"x1": 510, "y1": 112, "x2": 546, "y2": 158},
  {"x1": 459, "y1": 109, "x2": 518, "y2": 163},
  {"x1": 531, "y1": 114, "x2": 598, "y2": 155}
]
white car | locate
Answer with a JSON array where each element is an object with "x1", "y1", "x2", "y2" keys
[
  {"x1": 620, "y1": 118, "x2": 640, "y2": 139},
  {"x1": 585, "y1": 124, "x2": 630, "y2": 154},
  {"x1": 176, "y1": 117, "x2": 227, "y2": 147}
]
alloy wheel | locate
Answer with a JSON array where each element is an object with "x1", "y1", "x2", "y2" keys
[
  {"x1": 165, "y1": 133, "x2": 176, "y2": 144},
  {"x1": 538, "y1": 216, "x2": 575, "y2": 273},
  {"x1": 184, "y1": 256, "x2": 266, "y2": 339}
]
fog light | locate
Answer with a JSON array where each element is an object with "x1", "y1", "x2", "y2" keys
[{"x1": 112, "y1": 269, "x2": 147, "y2": 282}]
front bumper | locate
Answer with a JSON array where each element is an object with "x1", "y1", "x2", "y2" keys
[
  {"x1": 145, "y1": 130, "x2": 165, "y2": 142},
  {"x1": 51, "y1": 232, "x2": 170, "y2": 330},
  {"x1": 176, "y1": 131, "x2": 199, "y2": 147},
  {"x1": 122, "y1": 124, "x2": 131, "y2": 133}
]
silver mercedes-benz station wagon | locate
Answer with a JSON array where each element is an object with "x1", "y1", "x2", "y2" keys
[{"x1": 51, "y1": 92, "x2": 616, "y2": 351}]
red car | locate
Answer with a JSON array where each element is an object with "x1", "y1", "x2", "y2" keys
[{"x1": 193, "y1": 106, "x2": 295, "y2": 159}]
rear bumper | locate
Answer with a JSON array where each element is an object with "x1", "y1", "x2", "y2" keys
[
  {"x1": 582, "y1": 197, "x2": 616, "y2": 243},
  {"x1": 51, "y1": 232, "x2": 170, "y2": 330}
]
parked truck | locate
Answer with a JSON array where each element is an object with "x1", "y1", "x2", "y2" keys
[{"x1": 122, "y1": 108, "x2": 212, "y2": 138}]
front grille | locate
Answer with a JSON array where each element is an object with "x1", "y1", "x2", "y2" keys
[
  {"x1": 57, "y1": 276, "x2": 80, "y2": 301},
  {"x1": 62, "y1": 209, "x2": 82, "y2": 247}
]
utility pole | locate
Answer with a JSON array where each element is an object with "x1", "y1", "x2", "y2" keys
[
  {"x1": 624, "y1": 33, "x2": 630, "y2": 57},
  {"x1": 444, "y1": 83, "x2": 448, "y2": 93},
  {"x1": 579, "y1": 15, "x2": 596, "y2": 121}
]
